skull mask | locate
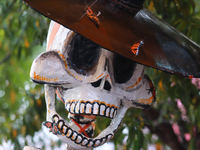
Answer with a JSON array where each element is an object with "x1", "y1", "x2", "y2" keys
[{"x1": 30, "y1": 21, "x2": 155, "y2": 149}]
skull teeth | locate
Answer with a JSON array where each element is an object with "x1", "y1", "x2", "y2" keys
[
  {"x1": 65, "y1": 100, "x2": 118, "y2": 119},
  {"x1": 56, "y1": 118, "x2": 114, "y2": 148}
]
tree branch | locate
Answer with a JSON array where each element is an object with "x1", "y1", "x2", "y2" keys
[
  {"x1": 0, "y1": 53, "x2": 11, "y2": 65},
  {"x1": 143, "y1": 108, "x2": 186, "y2": 150}
]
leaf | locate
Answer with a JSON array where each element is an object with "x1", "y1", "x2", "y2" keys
[
  {"x1": 127, "y1": 126, "x2": 135, "y2": 150},
  {"x1": 158, "y1": 79, "x2": 166, "y2": 92},
  {"x1": 133, "y1": 129, "x2": 144, "y2": 150},
  {"x1": 10, "y1": 90, "x2": 16, "y2": 104},
  {"x1": 12, "y1": 129, "x2": 17, "y2": 138},
  {"x1": 24, "y1": 38, "x2": 30, "y2": 48}
]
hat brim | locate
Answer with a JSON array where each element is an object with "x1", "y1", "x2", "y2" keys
[{"x1": 23, "y1": 0, "x2": 200, "y2": 77}]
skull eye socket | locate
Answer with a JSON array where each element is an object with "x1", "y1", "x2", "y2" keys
[
  {"x1": 67, "y1": 33, "x2": 101, "y2": 75},
  {"x1": 113, "y1": 53, "x2": 137, "y2": 83}
]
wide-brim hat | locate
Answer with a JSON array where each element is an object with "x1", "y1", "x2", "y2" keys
[{"x1": 23, "y1": 0, "x2": 200, "y2": 77}]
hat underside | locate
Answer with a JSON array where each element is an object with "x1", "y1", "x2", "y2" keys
[{"x1": 23, "y1": 0, "x2": 200, "y2": 77}]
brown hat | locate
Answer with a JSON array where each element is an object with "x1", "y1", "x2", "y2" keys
[{"x1": 23, "y1": 0, "x2": 200, "y2": 77}]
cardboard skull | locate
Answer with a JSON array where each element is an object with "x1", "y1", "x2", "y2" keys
[{"x1": 30, "y1": 21, "x2": 155, "y2": 149}]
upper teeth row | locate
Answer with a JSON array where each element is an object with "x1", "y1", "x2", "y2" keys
[
  {"x1": 56, "y1": 117, "x2": 114, "y2": 148},
  {"x1": 65, "y1": 100, "x2": 118, "y2": 119}
]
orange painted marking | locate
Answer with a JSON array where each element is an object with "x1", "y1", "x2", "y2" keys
[
  {"x1": 131, "y1": 41, "x2": 143, "y2": 56},
  {"x1": 59, "y1": 54, "x2": 65, "y2": 60},
  {"x1": 106, "y1": 110, "x2": 110, "y2": 116},
  {"x1": 82, "y1": 108, "x2": 84, "y2": 113},
  {"x1": 76, "y1": 107, "x2": 79, "y2": 112},
  {"x1": 131, "y1": 42, "x2": 140, "y2": 55},
  {"x1": 75, "y1": 76, "x2": 82, "y2": 80},
  {"x1": 86, "y1": 6, "x2": 100, "y2": 26},
  {"x1": 96, "y1": 73, "x2": 104, "y2": 80},
  {"x1": 47, "y1": 22, "x2": 61, "y2": 51},
  {"x1": 105, "y1": 74, "x2": 109, "y2": 80},
  {"x1": 67, "y1": 132, "x2": 70, "y2": 137},
  {"x1": 56, "y1": 90, "x2": 65, "y2": 104},
  {"x1": 76, "y1": 139, "x2": 80, "y2": 143},
  {"x1": 137, "y1": 96, "x2": 153, "y2": 105},
  {"x1": 66, "y1": 31, "x2": 75, "y2": 43},
  {"x1": 125, "y1": 77, "x2": 142, "y2": 89},
  {"x1": 57, "y1": 53, "x2": 68, "y2": 70},
  {"x1": 89, "y1": 107, "x2": 92, "y2": 113},
  {"x1": 189, "y1": 75, "x2": 193, "y2": 79},
  {"x1": 67, "y1": 70, "x2": 71, "y2": 74},
  {"x1": 56, "y1": 52, "x2": 82, "y2": 80},
  {"x1": 72, "y1": 135, "x2": 74, "y2": 139},
  {"x1": 33, "y1": 72, "x2": 58, "y2": 82}
]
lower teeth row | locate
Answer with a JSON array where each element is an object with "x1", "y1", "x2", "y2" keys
[
  {"x1": 65, "y1": 100, "x2": 118, "y2": 119},
  {"x1": 55, "y1": 115, "x2": 113, "y2": 148}
]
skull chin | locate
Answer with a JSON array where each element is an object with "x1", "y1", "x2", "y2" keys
[
  {"x1": 68, "y1": 113, "x2": 96, "y2": 138},
  {"x1": 45, "y1": 84, "x2": 128, "y2": 149}
]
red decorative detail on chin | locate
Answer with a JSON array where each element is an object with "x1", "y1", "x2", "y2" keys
[{"x1": 71, "y1": 119, "x2": 91, "y2": 138}]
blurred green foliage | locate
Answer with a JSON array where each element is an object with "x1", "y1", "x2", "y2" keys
[
  {"x1": 0, "y1": 0, "x2": 50, "y2": 149},
  {"x1": 0, "y1": 0, "x2": 200, "y2": 150}
]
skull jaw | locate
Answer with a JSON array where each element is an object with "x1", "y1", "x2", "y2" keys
[{"x1": 45, "y1": 84, "x2": 128, "y2": 149}]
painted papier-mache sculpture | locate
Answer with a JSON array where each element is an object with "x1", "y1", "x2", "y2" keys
[
  {"x1": 29, "y1": 21, "x2": 155, "y2": 150},
  {"x1": 23, "y1": 0, "x2": 200, "y2": 149}
]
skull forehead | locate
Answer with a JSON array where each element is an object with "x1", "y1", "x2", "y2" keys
[{"x1": 46, "y1": 21, "x2": 70, "y2": 52}]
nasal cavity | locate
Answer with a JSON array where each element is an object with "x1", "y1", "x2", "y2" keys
[
  {"x1": 91, "y1": 79, "x2": 102, "y2": 87},
  {"x1": 104, "y1": 81, "x2": 111, "y2": 91},
  {"x1": 91, "y1": 79, "x2": 111, "y2": 91}
]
